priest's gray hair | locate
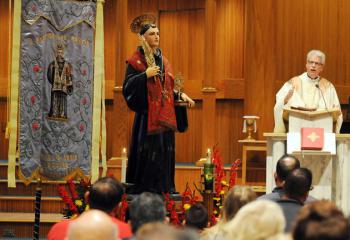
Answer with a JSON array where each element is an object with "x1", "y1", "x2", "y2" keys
[{"x1": 307, "y1": 49, "x2": 326, "y2": 65}]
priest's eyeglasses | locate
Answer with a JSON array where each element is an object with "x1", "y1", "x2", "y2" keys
[{"x1": 307, "y1": 60, "x2": 323, "y2": 66}]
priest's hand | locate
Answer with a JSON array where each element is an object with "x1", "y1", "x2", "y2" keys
[
  {"x1": 146, "y1": 66, "x2": 160, "y2": 78},
  {"x1": 181, "y1": 92, "x2": 195, "y2": 107},
  {"x1": 284, "y1": 88, "x2": 294, "y2": 105}
]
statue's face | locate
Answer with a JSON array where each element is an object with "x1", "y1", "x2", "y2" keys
[
  {"x1": 306, "y1": 55, "x2": 324, "y2": 79},
  {"x1": 57, "y1": 49, "x2": 64, "y2": 59},
  {"x1": 143, "y1": 27, "x2": 159, "y2": 48}
]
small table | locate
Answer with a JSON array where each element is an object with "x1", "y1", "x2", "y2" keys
[{"x1": 238, "y1": 140, "x2": 267, "y2": 186}]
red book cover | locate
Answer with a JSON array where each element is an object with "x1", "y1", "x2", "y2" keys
[{"x1": 301, "y1": 127, "x2": 324, "y2": 150}]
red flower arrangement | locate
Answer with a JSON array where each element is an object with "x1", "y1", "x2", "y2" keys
[
  {"x1": 57, "y1": 178, "x2": 91, "y2": 219},
  {"x1": 208, "y1": 146, "x2": 240, "y2": 225},
  {"x1": 163, "y1": 193, "x2": 180, "y2": 226},
  {"x1": 181, "y1": 183, "x2": 199, "y2": 215},
  {"x1": 117, "y1": 194, "x2": 128, "y2": 222},
  {"x1": 212, "y1": 146, "x2": 225, "y2": 198},
  {"x1": 229, "y1": 159, "x2": 241, "y2": 188}
]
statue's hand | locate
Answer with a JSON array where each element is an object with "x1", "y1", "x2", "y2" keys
[
  {"x1": 181, "y1": 92, "x2": 195, "y2": 107},
  {"x1": 146, "y1": 66, "x2": 160, "y2": 78}
]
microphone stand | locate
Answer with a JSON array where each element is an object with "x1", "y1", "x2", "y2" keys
[{"x1": 315, "y1": 82, "x2": 330, "y2": 113}]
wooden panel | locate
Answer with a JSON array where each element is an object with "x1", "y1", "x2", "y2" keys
[
  {"x1": 216, "y1": 100, "x2": 244, "y2": 164},
  {"x1": 244, "y1": 0, "x2": 277, "y2": 137},
  {"x1": 215, "y1": 0, "x2": 245, "y2": 82},
  {"x1": 0, "y1": 100, "x2": 9, "y2": 160},
  {"x1": 104, "y1": 0, "x2": 117, "y2": 99},
  {"x1": 216, "y1": 78, "x2": 245, "y2": 99},
  {"x1": 0, "y1": 0, "x2": 11, "y2": 97},
  {"x1": 159, "y1": 0, "x2": 204, "y2": 10},
  {"x1": 159, "y1": 10, "x2": 205, "y2": 98},
  {"x1": 175, "y1": 102, "x2": 203, "y2": 163},
  {"x1": 275, "y1": 0, "x2": 350, "y2": 87}
]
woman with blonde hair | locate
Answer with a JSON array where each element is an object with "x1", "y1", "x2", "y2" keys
[
  {"x1": 201, "y1": 185, "x2": 257, "y2": 240},
  {"x1": 224, "y1": 200, "x2": 286, "y2": 240}
]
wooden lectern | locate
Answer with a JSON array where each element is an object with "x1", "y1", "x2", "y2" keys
[
  {"x1": 283, "y1": 108, "x2": 341, "y2": 133},
  {"x1": 283, "y1": 108, "x2": 341, "y2": 154}
]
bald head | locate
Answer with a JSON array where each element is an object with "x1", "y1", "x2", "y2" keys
[
  {"x1": 66, "y1": 210, "x2": 118, "y2": 240},
  {"x1": 275, "y1": 155, "x2": 300, "y2": 186}
]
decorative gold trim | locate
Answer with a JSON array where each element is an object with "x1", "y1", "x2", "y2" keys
[
  {"x1": 114, "y1": 86, "x2": 123, "y2": 92},
  {"x1": 18, "y1": 164, "x2": 89, "y2": 186},
  {"x1": 201, "y1": 87, "x2": 217, "y2": 93}
]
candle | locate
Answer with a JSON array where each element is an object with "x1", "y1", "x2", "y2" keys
[
  {"x1": 206, "y1": 148, "x2": 212, "y2": 164},
  {"x1": 121, "y1": 148, "x2": 127, "y2": 183}
]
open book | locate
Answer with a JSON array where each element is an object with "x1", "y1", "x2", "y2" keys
[{"x1": 290, "y1": 106, "x2": 317, "y2": 112}]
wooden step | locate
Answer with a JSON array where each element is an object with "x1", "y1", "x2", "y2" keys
[
  {"x1": 0, "y1": 180, "x2": 64, "y2": 196},
  {"x1": 0, "y1": 212, "x2": 63, "y2": 223},
  {"x1": 0, "y1": 196, "x2": 64, "y2": 213},
  {"x1": 0, "y1": 212, "x2": 64, "y2": 238}
]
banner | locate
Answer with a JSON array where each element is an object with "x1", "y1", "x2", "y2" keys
[{"x1": 18, "y1": 0, "x2": 97, "y2": 182}]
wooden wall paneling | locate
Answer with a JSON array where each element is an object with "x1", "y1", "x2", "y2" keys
[
  {"x1": 159, "y1": 10, "x2": 205, "y2": 99},
  {"x1": 176, "y1": 0, "x2": 205, "y2": 10},
  {"x1": 104, "y1": 0, "x2": 117, "y2": 100},
  {"x1": 175, "y1": 102, "x2": 202, "y2": 163},
  {"x1": 216, "y1": 100, "x2": 244, "y2": 165},
  {"x1": 158, "y1": 0, "x2": 177, "y2": 10},
  {"x1": 0, "y1": 100, "x2": 9, "y2": 160},
  {"x1": 215, "y1": 0, "x2": 245, "y2": 95},
  {"x1": 244, "y1": 0, "x2": 277, "y2": 137},
  {"x1": 159, "y1": 0, "x2": 204, "y2": 11},
  {"x1": 0, "y1": 0, "x2": 11, "y2": 97},
  {"x1": 111, "y1": 0, "x2": 130, "y2": 158},
  {"x1": 201, "y1": 0, "x2": 218, "y2": 154}
]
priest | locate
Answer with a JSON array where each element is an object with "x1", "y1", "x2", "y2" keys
[{"x1": 274, "y1": 50, "x2": 342, "y2": 133}]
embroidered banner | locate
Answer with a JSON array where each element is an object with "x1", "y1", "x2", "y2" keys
[{"x1": 18, "y1": 0, "x2": 96, "y2": 182}]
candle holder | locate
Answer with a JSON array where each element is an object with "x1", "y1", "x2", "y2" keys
[{"x1": 243, "y1": 116, "x2": 259, "y2": 140}]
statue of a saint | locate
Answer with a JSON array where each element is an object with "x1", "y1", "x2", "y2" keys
[{"x1": 47, "y1": 44, "x2": 73, "y2": 120}]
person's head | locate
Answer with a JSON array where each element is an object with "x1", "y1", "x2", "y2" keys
[
  {"x1": 221, "y1": 185, "x2": 257, "y2": 223},
  {"x1": 284, "y1": 168, "x2": 312, "y2": 202},
  {"x1": 140, "y1": 23, "x2": 159, "y2": 49},
  {"x1": 129, "y1": 192, "x2": 166, "y2": 233},
  {"x1": 85, "y1": 176, "x2": 124, "y2": 214},
  {"x1": 56, "y1": 44, "x2": 65, "y2": 59},
  {"x1": 225, "y1": 200, "x2": 285, "y2": 240},
  {"x1": 66, "y1": 209, "x2": 118, "y2": 240},
  {"x1": 293, "y1": 200, "x2": 349, "y2": 240},
  {"x1": 306, "y1": 50, "x2": 325, "y2": 79},
  {"x1": 136, "y1": 222, "x2": 178, "y2": 240},
  {"x1": 275, "y1": 154, "x2": 300, "y2": 187},
  {"x1": 184, "y1": 203, "x2": 208, "y2": 230}
]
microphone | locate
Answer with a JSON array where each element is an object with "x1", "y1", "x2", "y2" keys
[{"x1": 315, "y1": 82, "x2": 328, "y2": 110}]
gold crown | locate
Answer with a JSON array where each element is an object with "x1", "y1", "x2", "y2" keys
[
  {"x1": 57, "y1": 43, "x2": 64, "y2": 50},
  {"x1": 130, "y1": 14, "x2": 156, "y2": 33}
]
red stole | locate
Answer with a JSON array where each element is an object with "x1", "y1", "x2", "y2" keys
[{"x1": 127, "y1": 50, "x2": 177, "y2": 134}]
